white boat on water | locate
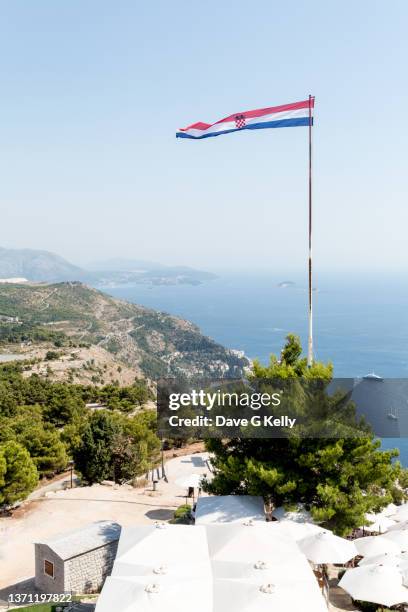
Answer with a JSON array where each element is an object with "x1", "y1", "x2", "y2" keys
[
  {"x1": 387, "y1": 407, "x2": 399, "y2": 420},
  {"x1": 363, "y1": 372, "x2": 384, "y2": 381}
]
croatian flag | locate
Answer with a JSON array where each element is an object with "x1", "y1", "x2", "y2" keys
[{"x1": 176, "y1": 98, "x2": 314, "y2": 140}]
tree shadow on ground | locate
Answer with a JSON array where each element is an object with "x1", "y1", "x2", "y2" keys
[
  {"x1": 180, "y1": 456, "x2": 206, "y2": 467},
  {"x1": 144, "y1": 508, "x2": 174, "y2": 521}
]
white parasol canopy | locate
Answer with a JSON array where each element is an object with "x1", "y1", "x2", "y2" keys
[
  {"x1": 206, "y1": 524, "x2": 299, "y2": 565},
  {"x1": 213, "y1": 578, "x2": 328, "y2": 612},
  {"x1": 362, "y1": 512, "x2": 396, "y2": 533},
  {"x1": 354, "y1": 535, "x2": 401, "y2": 557},
  {"x1": 272, "y1": 504, "x2": 313, "y2": 523},
  {"x1": 388, "y1": 519, "x2": 408, "y2": 532},
  {"x1": 211, "y1": 555, "x2": 316, "y2": 583},
  {"x1": 383, "y1": 528, "x2": 408, "y2": 550},
  {"x1": 195, "y1": 495, "x2": 265, "y2": 525},
  {"x1": 112, "y1": 524, "x2": 211, "y2": 578},
  {"x1": 297, "y1": 530, "x2": 357, "y2": 564},
  {"x1": 112, "y1": 558, "x2": 211, "y2": 579},
  {"x1": 338, "y1": 565, "x2": 408, "y2": 608},
  {"x1": 95, "y1": 575, "x2": 212, "y2": 612},
  {"x1": 175, "y1": 473, "x2": 204, "y2": 489},
  {"x1": 270, "y1": 520, "x2": 325, "y2": 542},
  {"x1": 391, "y1": 504, "x2": 408, "y2": 522},
  {"x1": 206, "y1": 523, "x2": 312, "y2": 585},
  {"x1": 358, "y1": 552, "x2": 408, "y2": 569},
  {"x1": 382, "y1": 502, "x2": 398, "y2": 517}
]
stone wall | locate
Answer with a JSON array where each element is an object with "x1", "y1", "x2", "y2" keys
[
  {"x1": 34, "y1": 544, "x2": 65, "y2": 594},
  {"x1": 64, "y1": 540, "x2": 119, "y2": 594},
  {"x1": 35, "y1": 540, "x2": 119, "y2": 595}
]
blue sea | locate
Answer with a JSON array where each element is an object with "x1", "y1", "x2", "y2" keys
[{"x1": 104, "y1": 272, "x2": 408, "y2": 464}]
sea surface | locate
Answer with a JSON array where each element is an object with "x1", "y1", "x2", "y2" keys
[{"x1": 103, "y1": 272, "x2": 408, "y2": 464}]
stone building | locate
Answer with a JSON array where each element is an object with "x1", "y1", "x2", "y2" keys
[{"x1": 34, "y1": 521, "x2": 121, "y2": 595}]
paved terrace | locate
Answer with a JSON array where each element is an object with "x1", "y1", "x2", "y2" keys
[
  {"x1": 0, "y1": 451, "x2": 358, "y2": 611},
  {"x1": 0, "y1": 453, "x2": 210, "y2": 597}
]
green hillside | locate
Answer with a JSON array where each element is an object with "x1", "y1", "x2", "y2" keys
[{"x1": 0, "y1": 282, "x2": 249, "y2": 379}]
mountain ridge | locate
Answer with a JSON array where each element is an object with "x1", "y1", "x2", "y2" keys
[
  {"x1": 0, "y1": 247, "x2": 216, "y2": 286},
  {"x1": 0, "y1": 281, "x2": 249, "y2": 381},
  {"x1": 0, "y1": 247, "x2": 86, "y2": 282}
]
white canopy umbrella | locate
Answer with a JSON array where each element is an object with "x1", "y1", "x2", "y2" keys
[
  {"x1": 175, "y1": 473, "x2": 204, "y2": 489},
  {"x1": 383, "y1": 528, "x2": 408, "y2": 551},
  {"x1": 206, "y1": 523, "x2": 321, "y2": 587},
  {"x1": 354, "y1": 535, "x2": 401, "y2": 557},
  {"x1": 272, "y1": 504, "x2": 313, "y2": 523},
  {"x1": 338, "y1": 565, "x2": 408, "y2": 608},
  {"x1": 112, "y1": 524, "x2": 211, "y2": 578},
  {"x1": 362, "y1": 513, "x2": 396, "y2": 533},
  {"x1": 391, "y1": 504, "x2": 408, "y2": 522},
  {"x1": 270, "y1": 520, "x2": 325, "y2": 542},
  {"x1": 297, "y1": 530, "x2": 357, "y2": 564},
  {"x1": 387, "y1": 520, "x2": 408, "y2": 532},
  {"x1": 212, "y1": 554, "x2": 315, "y2": 583},
  {"x1": 213, "y1": 578, "x2": 328, "y2": 612},
  {"x1": 358, "y1": 552, "x2": 408, "y2": 569},
  {"x1": 195, "y1": 495, "x2": 265, "y2": 525},
  {"x1": 382, "y1": 502, "x2": 398, "y2": 517},
  {"x1": 95, "y1": 575, "x2": 212, "y2": 612},
  {"x1": 206, "y1": 524, "x2": 299, "y2": 566},
  {"x1": 112, "y1": 558, "x2": 211, "y2": 579}
]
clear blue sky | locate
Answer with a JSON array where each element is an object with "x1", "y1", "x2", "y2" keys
[{"x1": 1, "y1": 0, "x2": 407, "y2": 275}]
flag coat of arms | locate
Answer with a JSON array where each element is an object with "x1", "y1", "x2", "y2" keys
[{"x1": 176, "y1": 98, "x2": 314, "y2": 140}]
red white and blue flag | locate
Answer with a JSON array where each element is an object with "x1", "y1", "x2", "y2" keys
[{"x1": 176, "y1": 98, "x2": 314, "y2": 140}]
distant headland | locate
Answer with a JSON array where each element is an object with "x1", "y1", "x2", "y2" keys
[{"x1": 0, "y1": 247, "x2": 217, "y2": 287}]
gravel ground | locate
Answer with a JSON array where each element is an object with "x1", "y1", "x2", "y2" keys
[{"x1": 0, "y1": 453, "x2": 210, "y2": 592}]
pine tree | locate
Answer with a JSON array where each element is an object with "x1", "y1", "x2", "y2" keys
[
  {"x1": 73, "y1": 411, "x2": 121, "y2": 484},
  {"x1": 204, "y1": 334, "x2": 406, "y2": 535},
  {"x1": 0, "y1": 440, "x2": 38, "y2": 506}
]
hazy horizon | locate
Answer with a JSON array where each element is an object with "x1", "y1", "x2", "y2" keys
[
  {"x1": 2, "y1": 243, "x2": 408, "y2": 280},
  {"x1": 1, "y1": 1, "x2": 407, "y2": 274}
]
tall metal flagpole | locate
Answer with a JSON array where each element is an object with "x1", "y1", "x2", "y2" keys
[{"x1": 307, "y1": 94, "x2": 314, "y2": 367}]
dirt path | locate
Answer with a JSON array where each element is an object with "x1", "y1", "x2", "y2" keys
[{"x1": 38, "y1": 287, "x2": 58, "y2": 311}]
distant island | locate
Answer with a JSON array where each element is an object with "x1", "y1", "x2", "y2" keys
[
  {"x1": 88, "y1": 258, "x2": 217, "y2": 288},
  {"x1": 0, "y1": 247, "x2": 217, "y2": 287},
  {"x1": 278, "y1": 281, "x2": 296, "y2": 288}
]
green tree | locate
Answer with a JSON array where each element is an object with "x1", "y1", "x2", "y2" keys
[
  {"x1": 0, "y1": 440, "x2": 38, "y2": 506},
  {"x1": 73, "y1": 410, "x2": 160, "y2": 485},
  {"x1": 42, "y1": 385, "x2": 85, "y2": 427},
  {"x1": 73, "y1": 411, "x2": 121, "y2": 484},
  {"x1": 17, "y1": 423, "x2": 68, "y2": 477},
  {"x1": 0, "y1": 451, "x2": 6, "y2": 493},
  {"x1": 111, "y1": 433, "x2": 146, "y2": 482},
  {"x1": 7, "y1": 406, "x2": 68, "y2": 477},
  {"x1": 60, "y1": 414, "x2": 88, "y2": 456},
  {"x1": 204, "y1": 334, "x2": 406, "y2": 535},
  {"x1": 0, "y1": 382, "x2": 18, "y2": 416},
  {"x1": 114, "y1": 412, "x2": 160, "y2": 481}
]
